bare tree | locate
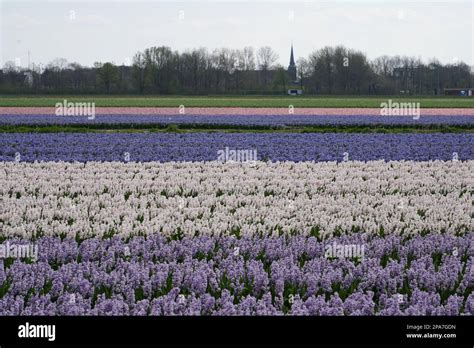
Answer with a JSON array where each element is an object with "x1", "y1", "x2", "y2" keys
[
  {"x1": 46, "y1": 58, "x2": 69, "y2": 72},
  {"x1": 296, "y1": 57, "x2": 310, "y2": 89},
  {"x1": 257, "y1": 46, "x2": 278, "y2": 90},
  {"x1": 2, "y1": 61, "x2": 17, "y2": 73},
  {"x1": 236, "y1": 46, "x2": 256, "y2": 71},
  {"x1": 372, "y1": 55, "x2": 392, "y2": 77},
  {"x1": 257, "y1": 46, "x2": 278, "y2": 71}
]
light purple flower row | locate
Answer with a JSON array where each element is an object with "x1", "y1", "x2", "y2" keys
[
  {"x1": 0, "y1": 114, "x2": 473, "y2": 125},
  {"x1": 0, "y1": 233, "x2": 472, "y2": 315}
]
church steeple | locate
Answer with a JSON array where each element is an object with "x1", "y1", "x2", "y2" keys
[
  {"x1": 287, "y1": 43, "x2": 297, "y2": 82},
  {"x1": 289, "y1": 44, "x2": 295, "y2": 67}
]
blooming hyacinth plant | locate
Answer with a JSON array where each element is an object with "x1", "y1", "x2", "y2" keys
[
  {"x1": 0, "y1": 161, "x2": 472, "y2": 240},
  {"x1": 1, "y1": 114, "x2": 473, "y2": 126},
  {"x1": 0, "y1": 234, "x2": 472, "y2": 315},
  {"x1": 0, "y1": 159, "x2": 472, "y2": 316},
  {"x1": 1, "y1": 132, "x2": 472, "y2": 162}
]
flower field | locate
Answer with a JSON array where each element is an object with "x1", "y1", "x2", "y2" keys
[
  {"x1": 0, "y1": 160, "x2": 473, "y2": 315},
  {"x1": 0, "y1": 234, "x2": 472, "y2": 315},
  {"x1": 0, "y1": 111, "x2": 472, "y2": 316},
  {"x1": 1, "y1": 133, "x2": 473, "y2": 162},
  {"x1": 1, "y1": 114, "x2": 474, "y2": 125},
  {"x1": 1, "y1": 161, "x2": 472, "y2": 240}
]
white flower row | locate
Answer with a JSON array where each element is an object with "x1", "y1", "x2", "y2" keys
[{"x1": 0, "y1": 160, "x2": 472, "y2": 240}]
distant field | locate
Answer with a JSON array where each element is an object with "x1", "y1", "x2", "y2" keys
[
  {"x1": 1, "y1": 124, "x2": 471, "y2": 134},
  {"x1": 1, "y1": 95, "x2": 473, "y2": 108}
]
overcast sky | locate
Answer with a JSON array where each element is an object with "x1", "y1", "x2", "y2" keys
[{"x1": 1, "y1": 0, "x2": 472, "y2": 69}]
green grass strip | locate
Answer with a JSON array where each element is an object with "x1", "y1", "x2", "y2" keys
[{"x1": 1, "y1": 95, "x2": 474, "y2": 108}]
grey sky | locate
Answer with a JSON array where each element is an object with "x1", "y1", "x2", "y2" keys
[{"x1": 1, "y1": 0, "x2": 472, "y2": 69}]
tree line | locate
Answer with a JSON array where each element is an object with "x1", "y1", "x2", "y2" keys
[{"x1": 1, "y1": 45, "x2": 472, "y2": 95}]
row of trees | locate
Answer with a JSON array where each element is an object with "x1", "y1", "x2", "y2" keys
[
  {"x1": 1, "y1": 45, "x2": 472, "y2": 95},
  {"x1": 131, "y1": 46, "x2": 288, "y2": 94}
]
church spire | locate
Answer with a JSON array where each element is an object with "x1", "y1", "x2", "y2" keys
[
  {"x1": 289, "y1": 44, "x2": 295, "y2": 67},
  {"x1": 287, "y1": 43, "x2": 297, "y2": 82}
]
